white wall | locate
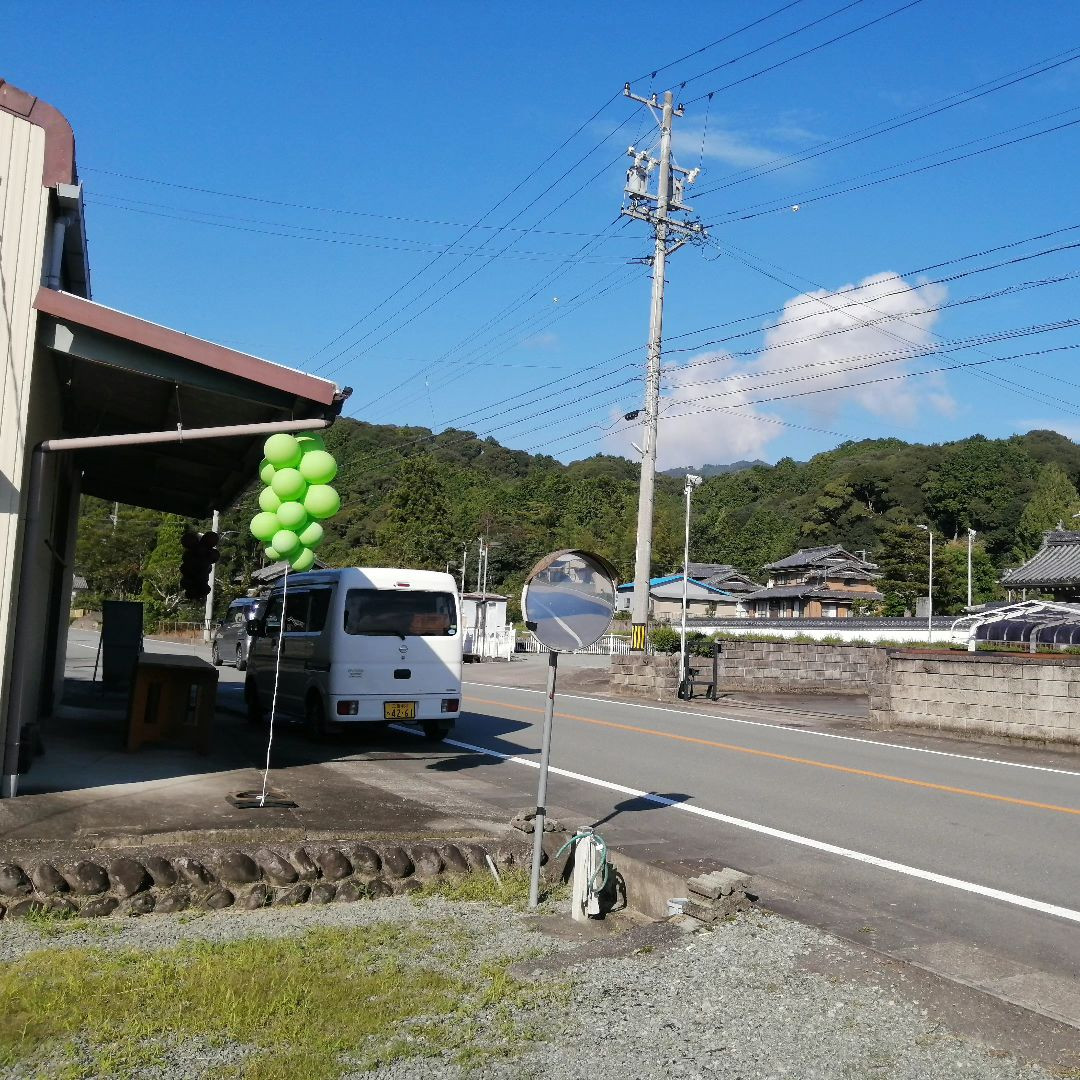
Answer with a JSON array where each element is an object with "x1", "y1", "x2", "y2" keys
[
  {"x1": 694, "y1": 622, "x2": 967, "y2": 645},
  {"x1": 0, "y1": 111, "x2": 50, "y2": 765}
]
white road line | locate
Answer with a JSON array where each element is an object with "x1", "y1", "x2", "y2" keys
[
  {"x1": 463, "y1": 681, "x2": 1080, "y2": 779},
  {"x1": 394, "y1": 723, "x2": 1080, "y2": 926}
]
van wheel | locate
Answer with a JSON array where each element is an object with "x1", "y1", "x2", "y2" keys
[
  {"x1": 305, "y1": 694, "x2": 330, "y2": 741},
  {"x1": 245, "y1": 679, "x2": 265, "y2": 727},
  {"x1": 211, "y1": 643, "x2": 223, "y2": 667},
  {"x1": 235, "y1": 645, "x2": 247, "y2": 672},
  {"x1": 422, "y1": 722, "x2": 450, "y2": 742}
]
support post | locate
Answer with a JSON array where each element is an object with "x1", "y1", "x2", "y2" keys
[{"x1": 528, "y1": 650, "x2": 558, "y2": 909}]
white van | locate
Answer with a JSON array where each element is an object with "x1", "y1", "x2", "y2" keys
[{"x1": 244, "y1": 567, "x2": 462, "y2": 740}]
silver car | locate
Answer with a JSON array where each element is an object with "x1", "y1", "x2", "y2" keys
[{"x1": 212, "y1": 597, "x2": 262, "y2": 670}]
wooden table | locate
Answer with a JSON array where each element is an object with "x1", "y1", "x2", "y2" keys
[{"x1": 127, "y1": 654, "x2": 218, "y2": 754}]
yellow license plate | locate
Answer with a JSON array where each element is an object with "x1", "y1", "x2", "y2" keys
[{"x1": 384, "y1": 701, "x2": 416, "y2": 720}]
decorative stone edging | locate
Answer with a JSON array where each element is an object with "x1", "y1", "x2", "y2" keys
[{"x1": 0, "y1": 839, "x2": 522, "y2": 920}]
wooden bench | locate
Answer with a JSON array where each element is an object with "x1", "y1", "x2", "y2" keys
[{"x1": 127, "y1": 654, "x2": 218, "y2": 754}]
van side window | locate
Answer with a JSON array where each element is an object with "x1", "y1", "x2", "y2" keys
[
  {"x1": 264, "y1": 596, "x2": 283, "y2": 634},
  {"x1": 307, "y1": 589, "x2": 331, "y2": 632},
  {"x1": 283, "y1": 591, "x2": 309, "y2": 633}
]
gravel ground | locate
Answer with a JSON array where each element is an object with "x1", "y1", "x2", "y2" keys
[{"x1": 0, "y1": 898, "x2": 1058, "y2": 1080}]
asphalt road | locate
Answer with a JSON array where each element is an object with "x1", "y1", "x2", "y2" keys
[{"x1": 449, "y1": 662, "x2": 1080, "y2": 1029}]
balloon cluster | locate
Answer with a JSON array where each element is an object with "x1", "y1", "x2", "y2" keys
[{"x1": 248, "y1": 432, "x2": 340, "y2": 571}]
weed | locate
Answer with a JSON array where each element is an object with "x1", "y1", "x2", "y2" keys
[
  {"x1": 415, "y1": 868, "x2": 567, "y2": 909},
  {"x1": 0, "y1": 918, "x2": 550, "y2": 1080}
]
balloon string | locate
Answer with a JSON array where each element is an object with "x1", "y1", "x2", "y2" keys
[{"x1": 258, "y1": 562, "x2": 287, "y2": 807}]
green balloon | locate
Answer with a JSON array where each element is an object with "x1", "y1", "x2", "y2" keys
[
  {"x1": 297, "y1": 520, "x2": 324, "y2": 548},
  {"x1": 290, "y1": 547, "x2": 316, "y2": 572},
  {"x1": 298, "y1": 449, "x2": 338, "y2": 485},
  {"x1": 258, "y1": 458, "x2": 276, "y2": 486},
  {"x1": 272, "y1": 529, "x2": 301, "y2": 558},
  {"x1": 264, "y1": 545, "x2": 281, "y2": 561},
  {"x1": 250, "y1": 511, "x2": 280, "y2": 542},
  {"x1": 264, "y1": 433, "x2": 302, "y2": 469},
  {"x1": 304, "y1": 484, "x2": 340, "y2": 520},
  {"x1": 271, "y1": 468, "x2": 307, "y2": 502},
  {"x1": 297, "y1": 432, "x2": 326, "y2": 451},
  {"x1": 276, "y1": 500, "x2": 308, "y2": 531},
  {"x1": 258, "y1": 487, "x2": 282, "y2": 514}
]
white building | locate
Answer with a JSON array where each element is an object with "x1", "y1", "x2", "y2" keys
[{"x1": 460, "y1": 592, "x2": 513, "y2": 660}]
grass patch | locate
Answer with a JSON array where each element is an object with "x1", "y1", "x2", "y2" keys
[
  {"x1": 415, "y1": 867, "x2": 570, "y2": 909},
  {"x1": 0, "y1": 919, "x2": 553, "y2": 1079},
  {"x1": 17, "y1": 906, "x2": 122, "y2": 941}
]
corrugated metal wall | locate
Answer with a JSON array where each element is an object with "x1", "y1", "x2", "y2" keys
[{"x1": 0, "y1": 110, "x2": 49, "y2": 756}]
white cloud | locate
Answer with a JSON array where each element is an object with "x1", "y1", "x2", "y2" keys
[
  {"x1": 611, "y1": 271, "x2": 956, "y2": 469},
  {"x1": 609, "y1": 352, "x2": 788, "y2": 469},
  {"x1": 671, "y1": 128, "x2": 780, "y2": 169},
  {"x1": 756, "y1": 272, "x2": 953, "y2": 423},
  {"x1": 521, "y1": 331, "x2": 559, "y2": 350}
]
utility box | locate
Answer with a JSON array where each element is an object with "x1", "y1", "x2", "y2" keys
[
  {"x1": 461, "y1": 593, "x2": 512, "y2": 661},
  {"x1": 101, "y1": 600, "x2": 143, "y2": 687}
]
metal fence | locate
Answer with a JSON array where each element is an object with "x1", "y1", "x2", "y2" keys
[{"x1": 516, "y1": 632, "x2": 632, "y2": 656}]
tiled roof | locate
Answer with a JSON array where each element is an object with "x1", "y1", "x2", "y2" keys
[
  {"x1": 745, "y1": 584, "x2": 885, "y2": 602},
  {"x1": 687, "y1": 562, "x2": 762, "y2": 591},
  {"x1": 1001, "y1": 531, "x2": 1080, "y2": 587},
  {"x1": 617, "y1": 575, "x2": 734, "y2": 596},
  {"x1": 762, "y1": 545, "x2": 879, "y2": 572}
]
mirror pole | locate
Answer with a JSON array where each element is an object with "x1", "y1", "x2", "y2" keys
[{"x1": 528, "y1": 649, "x2": 559, "y2": 908}]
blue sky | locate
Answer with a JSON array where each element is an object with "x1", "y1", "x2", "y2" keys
[{"x1": 9, "y1": 1, "x2": 1080, "y2": 468}]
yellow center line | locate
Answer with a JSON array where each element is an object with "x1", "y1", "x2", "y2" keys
[{"x1": 464, "y1": 695, "x2": 1080, "y2": 818}]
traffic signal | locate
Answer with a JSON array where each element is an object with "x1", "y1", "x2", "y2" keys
[{"x1": 180, "y1": 530, "x2": 219, "y2": 601}]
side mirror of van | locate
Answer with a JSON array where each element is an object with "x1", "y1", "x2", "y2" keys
[{"x1": 246, "y1": 616, "x2": 266, "y2": 638}]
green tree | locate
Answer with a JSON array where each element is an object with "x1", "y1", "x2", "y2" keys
[
  {"x1": 141, "y1": 515, "x2": 187, "y2": 627},
  {"x1": 1013, "y1": 462, "x2": 1080, "y2": 560},
  {"x1": 372, "y1": 455, "x2": 456, "y2": 569},
  {"x1": 933, "y1": 540, "x2": 1001, "y2": 615}
]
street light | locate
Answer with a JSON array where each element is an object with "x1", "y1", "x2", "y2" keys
[
  {"x1": 680, "y1": 474, "x2": 703, "y2": 686},
  {"x1": 916, "y1": 524, "x2": 933, "y2": 643},
  {"x1": 966, "y1": 528, "x2": 976, "y2": 609}
]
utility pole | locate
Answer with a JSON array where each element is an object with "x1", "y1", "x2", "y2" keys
[
  {"x1": 477, "y1": 536, "x2": 488, "y2": 661},
  {"x1": 621, "y1": 85, "x2": 706, "y2": 652},
  {"x1": 203, "y1": 509, "x2": 220, "y2": 644}
]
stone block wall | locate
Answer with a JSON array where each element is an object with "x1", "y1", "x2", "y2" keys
[
  {"x1": 610, "y1": 642, "x2": 881, "y2": 699},
  {"x1": 708, "y1": 640, "x2": 882, "y2": 695},
  {"x1": 871, "y1": 650, "x2": 1080, "y2": 745},
  {"x1": 610, "y1": 654, "x2": 682, "y2": 701}
]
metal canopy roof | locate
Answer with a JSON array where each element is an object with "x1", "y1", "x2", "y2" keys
[{"x1": 34, "y1": 288, "x2": 349, "y2": 517}]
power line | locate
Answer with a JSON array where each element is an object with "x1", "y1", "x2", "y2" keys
[
  {"x1": 682, "y1": 0, "x2": 927, "y2": 104},
  {"x1": 84, "y1": 196, "x2": 630, "y2": 264},
  {"x1": 627, "y1": 0, "x2": 812, "y2": 87},
  {"x1": 693, "y1": 45, "x2": 1080, "y2": 198},
  {"x1": 707, "y1": 108, "x2": 1080, "y2": 221}
]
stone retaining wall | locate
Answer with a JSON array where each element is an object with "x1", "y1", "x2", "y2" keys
[
  {"x1": 610, "y1": 641, "x2": 881, "y2": 699},
  {"x1": 0, "y1": 839, "x2": 524, "y2": 919},
  {"x1": 871, "y1": 650, "x2": 1080, "y2": 745}
]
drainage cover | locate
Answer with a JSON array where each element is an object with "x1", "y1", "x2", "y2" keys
[{"x1": 227, "y1": 789, "x2": 299, "y2": 810}]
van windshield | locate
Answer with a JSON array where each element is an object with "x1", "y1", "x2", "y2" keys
[{"x1": 343, "y1": 590, "x2": 457, "y2": 638}]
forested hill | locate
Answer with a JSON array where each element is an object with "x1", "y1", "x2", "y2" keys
[{"x1": 77, "y1": 421, "x2": 1080, "y2": 621}]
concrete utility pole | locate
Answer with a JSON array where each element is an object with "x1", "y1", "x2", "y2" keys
[
  {"x1": 203, "y1": 509, "x2": 220, "y2": 643},
  {"x1": 621, "y1": 85, "x2": 706, "y2": 652}
]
